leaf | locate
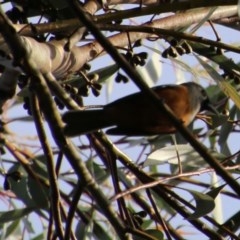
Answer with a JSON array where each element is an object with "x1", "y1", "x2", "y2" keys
[
  {"x1": 196, "y1": 53, "x2": 240, "y2": 110},
  {"x1": 48, "y1": 0, "x2": 70, "y2": 9},
  {"x1": 172, "y1": 57, "x2": 200, "y2": 80},
  {"x1": 25, "y1": 158, "x2": 50, "y2": 208},
  {"x1": 0, "y1": 208, "x2": 34, "y2": 224},
  {"x1": 92, "y1": 221, "x2": 113, "y2": 240},
  {"x1": 7, "y1": 116, "x2": 34, "y2": 122},
  {"x1": 7, "y1": 165, "x2": 35, "y2": 207},
  {"x1": 190, "y1": 7, "x2": 217, "y2": 33},
  {"x1": 31, "y1": 233, "x2": 46, "y2": 240},
  {"x1": 18, "y1": 64, "x2": 119, "y2": 97},
  {"x1": 17, "y1": 87, "x2": 30, "y2": 97},
  {"x1": 211, "y1": 114, "x2": 229, "y2": 128},
  {"x1": 4, "y1": 219, "x2": 21, "y2": 239},
  {"x1": 218, "y1": 106, "x2": 236, "y2": 148},
  {"x1": 133, "y1": 229, "x2": 163, "y2": 240},
  {"x1": 22, "y1": 217, "x2": 35, "y2": 233},
  {"x1": 144, "y1": 43, "x2": 199, "y2": 79},
  {"x1": 238, "y1": 0, "x2": 240, "y2": 17},
  {"x1": 69, "y1": 64, "x2": 119, "y2": 86},
  {"x1": 144, "y1": 144, "x2": 225, "y2": 168},
  {"x1": 86, "y1": 159, "x2": 109, "y2": 184},
  {"x1": 75, "y1": 219, "x2": 113, "y2": 240},
  {"x1": 219, "y1": 81, "x2": 240, "y2": 110},
  {"x1": 207, "y1": 184, "x2": 226, "y2": 199},
  {"x1": 192, "y1": 42, "x2": 240, "y2": 74},
  {"x1": 136, "y1": 66, "x2": 155, "y2": 87},
  {"x1": 75, "y1": 220, "x2": 89, "y2": 240},
  {"x1": 30, "y1": 156, "x2": 50, "y2": 180},
  {"x1": 146, "y1": 49, "x2": 162, "y2": 83},
  {"x1": 210, "y1": 173, "x2": 223, "y2": 223},
  {"x1": 218, "y1": 210, "x2": 240, "y2": 235},
  {"x1": 95, "y1": 63, "x2": 119, "y2": 84},
  {"x1": 188, "y1": 190, "x2": 215, "y2": 220},
  {"x1": 27, "y1": 176, "x2": 50, "y2": 208},
  {"x1": 145, "y1": 229, "x2": 164, "y2": 240}
]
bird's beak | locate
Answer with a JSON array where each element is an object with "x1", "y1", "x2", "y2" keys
[{"x1": 205, "y1": 102, "x2": 219, "y2": 115}]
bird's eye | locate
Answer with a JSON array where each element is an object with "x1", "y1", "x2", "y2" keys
[{"x1": 201, "y1": 89, "x2": 208, "y2": 99}]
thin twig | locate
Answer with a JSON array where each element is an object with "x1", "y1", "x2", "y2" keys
[
  {"x1": 0, "y1": 8, "x2": 127, "y2": 239},
  {"x1": 30, "y1": 93, "x2": 64, "y2": 239},
  {"x1": 113, "y1": 164, "x2": 240, "y2": 201},
  {"x1": 98, "y1": 24, "x2": 240, "y2": 54},
  {"x1": 96, "y1": 131, "x2": 228, "y2": 239},
  {"x1": 146, "y1": 189, "x2": 173, "y2": 240},
  {"x1": 64, "y1": 181, "x2": 83, "y2": 240},
  {"x1": 67, "y1": 1, "x2": 240, "y2": 198}
]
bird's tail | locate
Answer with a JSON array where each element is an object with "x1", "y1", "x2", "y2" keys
[{"x1": 62, "y1": 110, "x2": 110, "y2": 136}]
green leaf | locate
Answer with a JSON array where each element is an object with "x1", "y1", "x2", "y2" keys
[
  {"x1": 218, "y1": 106, "x2": 236, "y2": 152},
  {"x1": 0, "y1": 208, "x2": 34, "y2": 224},
  {"x1": 192, "y1": 42, "x2": 240, "y2": 74},
  {"x1": 145, "y1": 229, "x2": 164, "y2": 240},
  {"x1": 27, "y1": 176, "x2": 50, "y2": 208},
  {"x1": 7, "y1": 116, "x2": 34, "y2": 122},
  {"x1": 211, "y1": 114, "x2": 229, "y2": 128},
  {"x1": 22, "y1": 217, "x2": 35, "y2": 233},
  {"x1": 96, "y1": 63, "x2": 119, "y2": 84},
  {"x1": 195, "y1": 54, "x2": 240, "y2": 110},
  {"x1": 92, "y1": 221, "x2": 113, "y2": 240},
  {"x1": 144, "y1": 44, "x2": 199, "y2": 79},
  {"x1": 218, "y1": 210, "x2": 240, "y2": 236},
  {"x1": 188, "y1": 190, "x2": 215, "y2": 219},
  {"x1": 190, "y1": 7, "x2": 217, "y2": 33},
  {"x1": 67, "y1": 63, "x2": 119, "y2": 87},
  {"x1": 4, "y1": 219, "x2": 21, "y2": 239},
  {"x1": 86, "y1": 159, "x2": 109, "y2": 184},
  {"x1": 30, "y1": 156, "x2": 50, "y2": 181},
  {"x1": 7, "y1": 165, "x2": 35, "y2": 207},
  {"x1": 136, "y1": 47, "x2": 162, "y2": 87},
  {"x1": 75, "y1": 220, "x2": 89, "y2": 240},
  {"x1": 18, "y1": 64, "x2": 119, "y2": 97},
  {"x1": 218, "y1": 81, "x2": 240, "y2": 110},
  {"x1": 145, "y1": 144, "x2": 225, "y2": 169},
  {"x1": 31, "y1": 233, "x2": 46, "y2": 240},
  {"x1": 133, "y1": 229, "x2": 163, "y2": 240},
  {"x1": 207, "y1": 184, "x2": 226, "y2": 199}
]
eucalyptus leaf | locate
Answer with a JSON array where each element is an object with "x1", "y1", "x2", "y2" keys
[
  {"x1": 18, "y1": 64, "x2": 119, "y2": 97},
  {"x1": 0, "y1": 208, "x2": 34, "y2": 224},
  {"x1": 145, "y1": 144, "x2": 225, "y2": 168},
  {"x1": 31, "y1": 233, "x2": 47, "y2": 240},
  {"x1": 144, "y1": 44, "x2": 199, "y2": 79},
  {"x1": 4, "y1": 219, "x2": 21, "y2": 239},
  {"x1": 196, "y1": 54, "x2": 240, "y2": 109},
  {"x1": 207, "y1": 184, "x2": 226, "y2": 199},
  {"x1": 133, "y1": 229, "x2": 164, "y2": 240},
  {"x1": 66, "y1": 64, "x2": 119, "y2": 87},
  {"x1": 191, "y1": 42, "x2": 240, "y2": 74},
  {"x1": 27, "y1": 176, "x2": 50, "y2": 209},
  {"x1": 188, "y1": 190, "x2": 215, "y2": 220}
]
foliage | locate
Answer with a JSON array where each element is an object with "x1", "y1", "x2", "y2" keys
[{"x1": 0, "y1": 1, "x2": 240, "y2": 239}]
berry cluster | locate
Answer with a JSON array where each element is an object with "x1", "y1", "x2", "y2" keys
[{"x1": 162, "y1": 40, "x2": 192, "y2": 58}]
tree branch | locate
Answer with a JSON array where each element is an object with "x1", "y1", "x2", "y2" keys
[{"x1": 0, "y1": 8, "x2": 127, "y2": 240}]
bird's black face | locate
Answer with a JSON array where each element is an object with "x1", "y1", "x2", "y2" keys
[
  {"x1": 199, "y1": 87, "x2": 218, "y2": 114},
  {"x1": 199, "y1": 88, "x2": 209, "y2": 110},
  {"x1": 182, "y1": 82, "x2": 217, "y2": 114}
]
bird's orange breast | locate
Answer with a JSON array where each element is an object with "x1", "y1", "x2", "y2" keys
[{"x1": 104, "y1": 85, "x2": 193, "y2": 134}]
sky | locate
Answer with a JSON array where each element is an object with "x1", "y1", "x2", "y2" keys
[{"x1": 1, "y1": 3, "x2": 240, "y2": 239}]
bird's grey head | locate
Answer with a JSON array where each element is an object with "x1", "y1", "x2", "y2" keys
[{"x1": 181, "y1": 82, "x2": 217, "y2": 114}]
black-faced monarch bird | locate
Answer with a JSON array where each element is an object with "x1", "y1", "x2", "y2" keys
[{"x1": 63, "y1": 82, "x2": 217, "y2": 136}]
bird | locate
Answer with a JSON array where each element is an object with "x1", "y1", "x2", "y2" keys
[{"x1": 62, "y1": 82, "x2": 217, "y2": 137}]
